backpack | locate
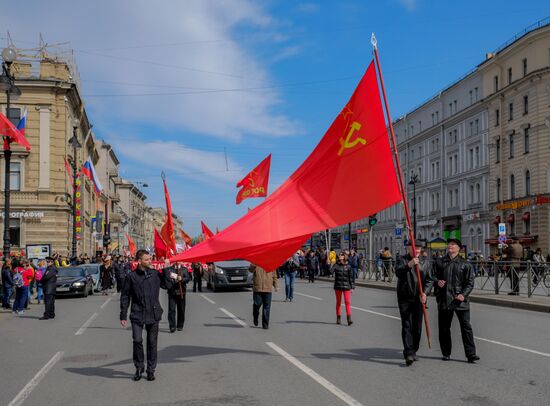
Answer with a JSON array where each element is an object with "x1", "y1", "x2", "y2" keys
[
  {"x1": 13, "y1": 272, "x2": 24, "y2": 288},
  {"x1": 35, "y1": 269, "x2": 43, "y2": 282}
]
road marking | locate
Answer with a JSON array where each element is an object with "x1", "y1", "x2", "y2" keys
[
  {"x1": 266, "y1": 342, "x2": 363, "y2": 406},
  {"x1": 75, "y1": 312, "x2": 98, "y2": 336},
  {"x1": 295, "y1": 292, "x2": 323, "y2": 301},
  {"x1": 100, "y1": 297, "x2": 113, "y2": 309},
  {"x1": 348, "y1": 305, "x2": 401, "y2": 320},
  {"x1": 219, "y1": 307, "x2": 247, "y2": 327},
  {"x1": 8, "y1": 351, "x2": 64, "y2": 406},
  {"x1": 200, "y1": 294, "x2": 215, "y2": 304}
]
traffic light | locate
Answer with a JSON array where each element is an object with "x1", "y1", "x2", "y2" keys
[
  {"x1": 103, "y1": 235, "x2": 111, "y2": 247},
  {"x1": 368, "y1": 215, "x2": 378, "y2": 226}
]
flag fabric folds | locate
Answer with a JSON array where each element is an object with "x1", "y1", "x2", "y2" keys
[
  {"x1": 170, "y1": 62, "x2": 401, "y2": 271},
  {"x1": 236, "y1": 154, "x2": 271, "y2": 204},
  {"x1": 160, "y1": 178, "x2": 177, "y2": 256},
  {"x1": 0, "y1": 112, "x2": 31, "y2": 151},
  {"x1": 64, "y1": 158, "x2": 73, "y2": 192},
  {"x1": 81, "y1": 157, "x2": 103, "y2": 193},
  {"x1": 201, "y1": 221, "x2": 214, "y2": 240},
  {"x1": 154, "y1": 228, "x2": 168, "y2": 258},
  {"x1": 180, "y1": 229, "x2": 192, "y2": 246},
  {"x1": 126, "y1": 233, "x2": 137, "y2": 257}
]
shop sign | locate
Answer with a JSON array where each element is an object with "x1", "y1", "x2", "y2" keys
[
  {"x1": 75, "y1": 174, "x2": 82, "y2": 240},
  {"x1": 0, "y1": 211, "x2": 45, "y2": 218},
  {"x1": 496, "y1": 195, "x2": 550, "y2": 210},
  {"x1": 462, "y1": 212, "x2": 480, "y2": 221}
]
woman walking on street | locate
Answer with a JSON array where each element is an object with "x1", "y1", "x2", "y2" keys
[
  {"x1": 333, "y1": 252, "x2": 354, "y2": 326},
  {"x1": 100, "y1": 256, "x2": 113, "y2": 295}
]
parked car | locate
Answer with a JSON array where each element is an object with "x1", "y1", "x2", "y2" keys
[
  {"x1": 81, "y1": 264, "x2": 102, "y2": 292},
  {"x1": 56, "y1": 267, "x2": 94, "y2": 297},
  {"x1": 205, "y1": 260, "x2": 252, "y2": 292}
]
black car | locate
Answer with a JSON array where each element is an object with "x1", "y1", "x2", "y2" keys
[{"x1": 56, "y1": 267, "x2": 94, "y2": 297}]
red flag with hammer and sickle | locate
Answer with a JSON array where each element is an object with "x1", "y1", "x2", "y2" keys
[{"x1": 236, "y1": 154, "x2": 271, "y2": 204}]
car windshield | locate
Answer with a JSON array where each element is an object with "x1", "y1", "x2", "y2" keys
[
  {"x1": 84, "y1": 266, "x2": 100, "y2": 275},
  {"x1": 58, "y1": 268, "x2": 86, "y2": 277}
]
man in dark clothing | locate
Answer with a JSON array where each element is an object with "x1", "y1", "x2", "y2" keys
[
  {"x1": 432, "y1": 238, "x2": 479, "y2": 363},
  {"x1": 306, "y1": 251, "x2": 319, "y2": 283},
  {"x1": 348, "y1": 250, "x2": 359, "y2": 282},
  {"x1": 1, "y1": 259, "x2": 14, "y2": 309},
  {"x1": 191, "y1": 262, "x2": 203, "y2": 293},
  {"x1": 39, "y1": 258, "x2": 57, "y2": 320},
  {"x1": 395, "y1": 240, "x2": 431, "y2": 365},
  {"x1": 114, "y1": 256, "x2": 130, "y2": 293},
  {"x1": 166, "y1": 264, "x2": 190, "y2": 333},
  {"x1": 120, "y1": 250, "x2": 169, "y2": 382}
]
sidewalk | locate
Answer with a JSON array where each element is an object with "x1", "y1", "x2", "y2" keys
[{"x1": 317, "y1": 277, "x2": 550, "y2": 313}]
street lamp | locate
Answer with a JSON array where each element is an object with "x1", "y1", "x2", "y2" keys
[
  {"x1": 1, "y1": 46, "x2": 21, "y2": 260},
  {"x1": 68, "y1": 119, "x2": 81, "y2": 259},
  {"x1": 408, "y1": 173, "x2": 420, "y2": 238}
]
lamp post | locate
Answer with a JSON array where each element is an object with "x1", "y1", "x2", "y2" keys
[
  {"x1": 1, "y1": 46, "x2": 21, "y2": 259},
  {"x1": 68, "y1": 121, "x2": 81, "y2": 259},
  {"x1": 408, "y1": 173, "x2": 419, "y2": 238}
]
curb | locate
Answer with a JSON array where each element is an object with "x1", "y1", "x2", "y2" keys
[{"x1": 317, "y1": 277, "x2": 550, "y2": 314}]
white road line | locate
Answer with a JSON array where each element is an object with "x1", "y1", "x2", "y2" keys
[
  {"x1": 295, "y1": 292, "x2": 323, "y2": 301},
  {"x1": 347, "y1": 305, "x2": 550, "y2": 358},
  {"x1": 219, "y1": 307, "x2": 247, "y2": 327},
  {"x1": 266, "y1": 342, "x2": 363, "y2": 406},
  {"x1": 100, "y1": 297, "x2": 113, "y2": 309},
  {"x1": 8, "y1": 351, "x2": 64, "y2": 406},
  {"x1": 75, "y1": 312, "x2": 98, "y2": 336},
  {"x1": 200, "y1": 294, "x2": 215, "y2": 304}
]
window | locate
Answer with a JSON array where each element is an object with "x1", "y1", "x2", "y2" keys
[
  {"x1": 475, "y1": 119, "x2": 479, "y2": 134},
  {"x1": 469, "y1": 149, "x2": 474, "y2": 169},
  {"x1": 475, "y1": 146, "x2": 480, "y2": 167},
  {"x1": 454, "y1": 100, "x2": 457, "y2": 112},
  {"x1": 411, "y1": 125, "x2": 414, "y2": 135},
  {"x1": 431, "y1": 193, "x2": 435, "y2": 211},
  {"x1": 509, "y1": 102, "x2": 513, "y2": 121},
  {"x1": 432, "y1": 113, "x2": 435, "y2": 125},
  {"x1": 523, "y1": 58, "x2": 527, "y2": 77},
  {"x1": 449, "y1": 131, "x2": 453, "y2": 144},
  {"x1": 474, "y1": 87, "x2": 479, "y2": 101},
  {"x1": 436, "y1": 161, "x2": 440, "y2": 178},
  {"x1": 508, "y1": 67, "x2": 513, "y2": 85},
  {"x1": 436, "y1": 111, "x2": 439, "y2": 122},
  {"x1": 9, "y1": 218, "x2": 20, "y2": 247},
  {"x1": 431, "y1": 162, "x2": 435, "y2": 180},
  {"x1": 509, "y1": 132, "x2": 515, "y2": 158},
  {"x1": 418, "y1": 121, "x2": 422, "y2": 132},
  {"x1": 9, "y1": 162, "x2": 21, "y2": 191},
  {"x1": 494, "y1": 75, "x2": 499, "y2": 92},
  {"x1": 454, "y1": 129, "x2": 458, "y2": 143},
  {"x1": 523, "y1": 95, "x2": 528, "y2": 115},
  {"x1": 469, "y1": 90, "x2": 473, "y2": 105},
  {"x1": 449, "y1": 156, "x2": 453, "y2": 175},
  {"x1": 524, "y1": 215, "x2": 531, "y2": 234},
  {"x1": 497, "y1": 178, "x2": 501, "y2": 201},
  {"x1": 510, "y1": 174, "x2": 515, "y2": 199},
  {"x1": 436, "y1": 192, "x2": 440, "y2": 209},
  {"x1": 525, "y1": 170, "x2": 531, "y2": 196},
  {"x1": 524, "y1": 126, "x2": 530, "y2": 153},
  {"x1": 470, "y1": 185, "x2": 474, "y2": 204},
  {"x1": 454, "y1": 154, "x2": 458, "y2": 174},
  {"x1": 495, "y1": 109, "x2": 500, "y2": 126},
  {"x1": 449, "y1": 190, "x2": 453, "y2": 207},
  {"x1": 455, "y1": 188, "x2": 459, "y2": 207},
  {"x1": 435, "y1": 138, "x2": 439, "y2": 150},
  {"x1": 476, "y1": 183, "x2": 481, "y2": 203},
  {"x1": 469, "y1": 121, "x2": 474, "y2": 136},
  {"x1": 496, "y1": 138, "x2": 501, "y2": 162},
  {"x1": 449, "y1": 102, "x2": 453, "y2": 115}
]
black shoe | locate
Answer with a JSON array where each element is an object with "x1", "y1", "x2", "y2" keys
[
  {"x1": 253, "y1": 318, "x2": 258, "y2": 327},
  {"x1": 177, "y1": 327, "x2": 183, "y2": 331},
  {"x1": 405, "y1": 355, "x2": 414, "y2": 366},
  {"x1": 38, "y1": 316, "x2": 50, "y2": 320},
  {"x1": 467, "y1": 355, "x2": 480, "y2": 363},
  {"x1": 336, "y1": 316, "x2": 341, "y2": 325},
  {"x1": 442, "y1": 356, "x2": 451, "y2": 361},
  {"x1": 412, "y1": 353, "x2": 418, "y2": 361},
  {"x1": 170, "y1": 328, "x2": 176, "y2": 333},
  {"x1": 262, "y1": 326, "x2": 269, "y2": 330},
  {"x1": 146, "y1": 372, "x2": 155, "y2": 381},
  {"x1": 133, "y1": 368, "x2": 144, "y2": 381},
  {"x1": 508, "y1": 292, "x2": 519, "y2": 296},
  {"x1": 347, "y1": 315, "x2": 353, "y2": 326}
]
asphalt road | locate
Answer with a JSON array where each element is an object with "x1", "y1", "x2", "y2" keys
[{"x1": 1, "y1": 278, "x2": 549, "y2": 406}]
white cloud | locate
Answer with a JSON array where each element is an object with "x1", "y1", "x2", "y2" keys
[{"x1": 398, "y1": 0, "x2": 417, "y2": 11}]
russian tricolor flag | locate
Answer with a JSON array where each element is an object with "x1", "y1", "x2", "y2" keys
[
  {"x1": 81, "y1": 157, "x2": 103, "y2": 193},
  {"x1": 16, "y1": 109, "x2": 27, "y2": 136}
]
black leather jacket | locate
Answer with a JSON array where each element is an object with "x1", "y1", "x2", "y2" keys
[
  {"x1": 333, "y1": 263, "x2": 354, "y2": 291},
  {"x1": 432, "y1": 254, "x2": 475, "y2": 310},
  {"x1": 165, "y1": 266, "x2": 190, "y2": 296},
  {"x1": 395, "y1": 254, "x2": 432, "y2": 302},
  {"x1": 41, "y1": 265, "x2": 58, "y2": 295},
  {"x1": 120, "y1": 266, "x2": 169, "y2": 324}
]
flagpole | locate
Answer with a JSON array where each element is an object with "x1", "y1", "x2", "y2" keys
[{"x1": 371, "y1": 33, "x2": 432, "y2": 348}]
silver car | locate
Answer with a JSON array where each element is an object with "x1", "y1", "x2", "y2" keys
[{"x1": 205, "y1": 260, "x2": 252, "y2": 292}]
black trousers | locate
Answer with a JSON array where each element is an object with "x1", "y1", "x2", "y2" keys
[
  {"x1": 44, "y1": 294, "x2": 55, "y2": 319},
  {"x1": 168, "y1": 294, "x2": 186, "y2": 330},
  {"x1": 509, "y1": 267, "x2": 519, "y2": 293},
  {"x1": 192, "y1": 276, "x2": 202, "y2": 292},
  {"x1": 308, "y1": 270, "x2": 315, "y2": 283},
  {"x1": 253, "y1": 292, "x2": 272, "y2": 329},
  {"x1": 398, "y1": 300, "x2": 423, "y2": 358},
  {"x1": 116, "y1": 276, "x2": 124, "y2": 293},
  {"x1": 438, "y1": 308, "x2": 476, "y2": 358},
  {"x1": 131, "y1": 322, "x2": 159, "y2": 373}
]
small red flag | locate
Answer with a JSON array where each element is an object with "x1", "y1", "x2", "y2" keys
[
  {"x1": 154, "y1": 228, "x2": 168, "y2": 258},
  {"x1": 0, "y1": 112, "x2": 31, "y2": 151},
  {"x1": 201, "y1": 221, "x2": 214, "y2": 240},
  {"x1": 236, "y1": 154, "x2": 271, "y2": 204},
  {"x1": 180, "y1": 229, "x2": 192, "y2": 246},
  {"x1": 126, "y1": 232, "x2": 136, "y2": 257},
  {"x1": 160, "y1": 177, "x2": 177, "y2": 256}
]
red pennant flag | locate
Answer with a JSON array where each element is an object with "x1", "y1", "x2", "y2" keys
[
  {"x1": 170, "y1": 62, "x2": 401, "y2": 271},
  {"x1": 154, "y1": 228, "x2": 168, "y2": 258},
  {"x1": 160, "y1": 177, "x2": 177, "y2": 256},
  {"x1": 201, "y1": 221, "x2": 214, "y2": 240},
  {"x1": 125, "y1": 232, "x2": 137, "y2": 257},
  {"x1": 236, "y1": 154, "x2": 271, "y2": 204},
  {"x1": 180, "y1": 229, "x2": 192, "y2": 246},
  {"x1": 0, "y1": 112, "x2": 31, "y2": 151}
]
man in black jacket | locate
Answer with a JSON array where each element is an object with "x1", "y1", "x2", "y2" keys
[
  {"x1": 166, "y1": 264, "x2": 190, "y2": 333},
  {"x1": 432, "y1": 238, "x2": 479, "y2": 363},
  {"x1": 114, "y1": 256, "x2": 130, "y2": 293},
  {"x1": 120, "y1": 250, "x2": 170, "y2": 382},
  {"x1": 39, "y1": 257, "x2": 57, "y2": 320},
  {"x1": 191, "y1": 262, "x2": 202, "y2": 293},
  {"x1": 395, "y1": 240, "x2": 431, "y2": 365}
]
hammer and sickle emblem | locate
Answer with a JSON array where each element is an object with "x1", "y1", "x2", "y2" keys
[{"x1": 338, "y1": 121, "x2": 366, "y2": 156}]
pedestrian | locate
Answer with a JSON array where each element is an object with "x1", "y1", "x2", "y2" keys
[
  {"x1": 333, "y1": 252, "x2": 354, "y2": 326},
  {"x1": 381, "y1": 247, "x2": 393, "y2": 278},
  {"x1": 395, "y1": 240, "x2": 431, "y2": 366},
  {"x1": 166, "y1": 263, "x2": 190, "y2": 333},
  {"x1": 298, "y1": 250, "x2": 306, "y2": 279},
  {"x1": 120, "y1": 250, "x2": 170, "y2": 382},
  {"x1": 114, "y1": 255, "x2": 129, "y2": 293},
  {"x1": 12, "y1": 260, "x2": 34, "y2": 315},
  {"x1": 283, "y1": 256, "x2": 298, "y2": 302},
  {"x1": 191, "y1": 262, "x2": 203, "y2": 292},
  {"x1": 505, "y1": 237, "x2": 522, "y2": 295},
  {"x1": 35, "y1": 260, "x2": 46, "y2": 305},
  {"x1": 306, "y1": 250, "x2": 319, "y2": 283},
  {"x1": 532, "y1": 248, "x2": 546, "y2": 284},
  {"x1": 328, "y1": 249, "x2": 337, "y2": 275},
  {"x1": 100, "y1": 256, "x2": 113, "y2": 295},
  {"x1": 432, "y1": 238, "x2": 479, "y2": 363},
  {"x1": 348, "y1": 249, "x2": 359, "y2": 282},
  {"x1": 39, "y1": 257, "x2": 58, "y2": 320},
  {"x1": 249, "y1": 263, "x2": 278, "y2": 329},
  {"x1": 1, "y1": 259, "x2": 14, "y2": 309}
]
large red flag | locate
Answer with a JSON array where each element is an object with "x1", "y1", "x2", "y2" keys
[
  {"x1": 180, "y1": 229, "x2": 193, "y2": 246},
  {"x1": 0, "y1": 112, "x2": 31, "y2": 151},
  {"x1": 154, "y1": 228, "x2": 168, "y2": 258},
  {"x1": 160, "y1": 177, "x2": 177, "y2": 256},
  {"x1": 170, "y1": 62, "x2": 401, "y2": 270},
  {"x1": 201, "y1": 221, "x2": 214, "y2": 240},
  {"x1": 125, "y1": 233, "x2": 137, "y2": 257},
  {"x1": 236, "y1": 154, "x2": 271, "y2": 204}
]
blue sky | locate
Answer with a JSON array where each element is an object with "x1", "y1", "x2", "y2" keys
[{"x1": 2, "y1": 1, "x2": 550, "y2": 237}]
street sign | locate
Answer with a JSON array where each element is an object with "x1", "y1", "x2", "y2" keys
[
  {"x1": 498, "y1": 235, "x2": 506, "y2": 243},
  {"x1": 498, "y1": 222, "x2": 506, "y2": 236},
  {"x1": 395, "y1": 228, "x2": 403, "y2": 238}
]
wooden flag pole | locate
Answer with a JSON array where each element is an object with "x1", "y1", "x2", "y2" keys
[{"x1": 371, "y1": 33, "x2": 432, "y2": 348}]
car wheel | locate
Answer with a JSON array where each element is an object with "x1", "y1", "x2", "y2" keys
[{"x1": 82, "y1": 286, "x2": 89, "y2": 298}]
